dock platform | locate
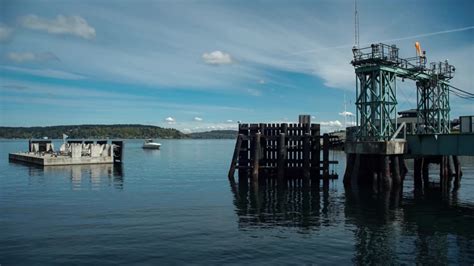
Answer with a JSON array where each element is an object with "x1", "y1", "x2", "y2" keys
[
  {"x1": 9, "y1": 139, "x2": 123, "y2": 166},
  {"x1": 9, "y1": 152, "x2": 114, "y2": 166}
]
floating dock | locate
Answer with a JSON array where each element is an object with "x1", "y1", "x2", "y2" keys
[{"x1": 9, "y1": 139, "x2": 123, "y2": 166}]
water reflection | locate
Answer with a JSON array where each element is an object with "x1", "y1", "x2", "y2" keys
[
  {"x1": 346, "y1": 186, "x2": 474, "y2": 264},
  {"x1": 229, "y1": 178, "x2": 474, "y2": 264},
  {"x1": 230, "y1": 178, "x2": 340, "y2": 230},
  {"x1": 11, "y1": 162, "x2": 124, "y2": 190},
  {"x1": 45, "y1": 164, "x2": 124, "y2": 190}
]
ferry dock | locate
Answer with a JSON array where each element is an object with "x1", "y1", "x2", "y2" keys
[{"x1": 229, "y1": 42, "x2": 474, "y2": 196}]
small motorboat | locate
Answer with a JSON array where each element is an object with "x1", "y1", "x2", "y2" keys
[{"x1": 142, "y1": 139, "x2": 161, "y2": 149}]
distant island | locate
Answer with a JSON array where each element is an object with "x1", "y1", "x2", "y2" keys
[
  {"x1": 0, "y1": 125, "x2": 237, "y2": 139},
  {"x1": 188, "y1": 130, "x2": 237, "y2": 139}
]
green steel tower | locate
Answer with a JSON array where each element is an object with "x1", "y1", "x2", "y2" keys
[
  {"x1": 352, "y1": 44, "x2": 399, "y2": 141},
  {"x1": 351, "y1": 43, "x2": 455, "y2": 141},
  {"x1": 416, "y1": 61, "x2": 454, "y2": 134}
]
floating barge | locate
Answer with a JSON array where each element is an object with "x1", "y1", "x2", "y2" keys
[{"x1": 9, "y1": 139, "x2": 123, "y2": 166}]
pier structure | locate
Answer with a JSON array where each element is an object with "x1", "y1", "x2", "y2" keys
[
  {"x1": 344, "y1": 43, "x2": 472, "y2": 192},
  {"x1": 228, "y1": 115, "x2": 339, "y2": 184},
  {"x1": 9, "y1": 139, "x2": 123, "y2": 166}
]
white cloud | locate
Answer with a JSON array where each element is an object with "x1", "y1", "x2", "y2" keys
[
  {"x1": 319, "y1": 120, "x2": 343, "y2": 133},
  {"x1": 320, "y1": 120, "x2": 342, "y2": 127},
  {"x1": 0, "y1": 24, "x2": 13, "y2": 42},
  {"x1": 188, "y1": 123, "x2": 238, "y2": 132},
  {"x1": 165, "y1": 117, "x2": 176, "y2": 124},
  {"x1": 193, "y1": 116, "x2": 203, "y2": 121},
  {"x1": 202, "y1": 50, "x2": 233, "y2": 65},
  {"x1": 1, "y1": 66, "x2": 85, "y2": 80},
  {"x1": 19, "y1": 14, "x2": 96, "y2": 39},
  {"x1": 339, "y1": 111, "x2": 354, "y2": 116},
  {"x1": 317, "y1": 120, "x2": 357, "y2": 133},
  {"x1": 226, "y1": 119, "x2": 234, "y2": 123},
  {"x1": 7, "y1": 52, "x2": 59, "y2": 63}
]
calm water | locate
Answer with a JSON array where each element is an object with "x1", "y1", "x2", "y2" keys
[{"x1": 1, "y1": 139, "x2": 473, "y2": 264}]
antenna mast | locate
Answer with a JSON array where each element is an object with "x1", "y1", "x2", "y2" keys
[
  {"x1": 354, "y1": 0, "x2": 359, "y2": 47},
  {"x1": 344, "y1": 93, "x2": 347, "y2": 129}
]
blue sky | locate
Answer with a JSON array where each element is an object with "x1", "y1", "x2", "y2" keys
[{"x1": 0, "y1": 0, "x2": 473, "y2": 132}]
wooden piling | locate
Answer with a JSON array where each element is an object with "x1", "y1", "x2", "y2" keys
[
  {"x1": 444, "y1": 156, "x2": 450, "y2": 190},
  {"x1": 372, "y1": 162, "x2": 379, "y2": 194},
  {"x1": 277, "y1": 132, "x2": 286, "y2": 180},
  {"x1": 259, "y1": 124, "x2": 266, "y2": 169},
  {"x1": 322, "y1": 133, "x2": 329, "y2": 180},
  {"x1": 303, "y1": 133, "x2": 310, "y2": 180},
  {"x1": 238, "y1": 124, "x2": 249, "y2": 178},
  {"x1": 453, "y1": 155, "x2": 461, "y2": 189},
  {"x1": 422, "y1": 157, "x2": 430, "y2": 188},
  {"x1": 311, "y1": 124, "x2": 320, "y2": 179},
  {"x1": 351, "y1": 154, "x2": 361, "y2": 187},
  {"x1": 414, "y1": 158, "x2": 423, "y2": 190},
  {"x1": 391, "y1": 156, "x2": 401, "y2": 186},
  {"x1": 343, "y1": 154, "x2": 355, "y2": 186},
  {"x1": 382, "y1": 155, "x2": 392, "y2": 190},
  {"x1": 447, "y1": 155, "x2": 455, "y2": 183},
  {"x1": 399, "y1": 156, "x2": 408, "y2": 178},
  {"x1": 228, "y1": 134, "x2": 243, "y2": 179},
  {"x1": 440, "y1": 156, "x2": 449, "y2": 193},
  {"x1": 252, "y1": 132, "x2": 261, "y2": 182}
]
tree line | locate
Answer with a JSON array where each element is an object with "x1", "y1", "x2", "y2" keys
[{"x1": 0, "y1": 125, "x2": 238, "y2": 139}]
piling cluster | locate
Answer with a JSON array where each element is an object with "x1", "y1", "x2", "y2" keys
[
  {"x1": 344, "y1": 154, "x2": 408, "y2": 192},
  {"x1": 228, "y1": 120, "x2": 338, "y2": 184},
  {"x1": 413, "y1": 155, "x2": 462, "y2": 192}
]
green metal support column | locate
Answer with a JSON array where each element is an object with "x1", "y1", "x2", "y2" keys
[
  {"x1": 355, "y1": 66, "x2": 397, "y2": 141},
  {"x1": 416, "y1": 77, "x2": 451, "y2": 134}
]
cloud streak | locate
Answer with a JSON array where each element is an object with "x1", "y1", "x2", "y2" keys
[
  {"x1": 6, "y1": 52, "x2": 59, "y2": 63},
  {"x1": 1, "y1": 66, "x2": 85, "y2": 80},
  {"x1": 291, "y1": 25, "x2": 474, "y2": 56},
  {"x1": 376, "y1": 25, "x2": 474, "y2": 45},
  {"x1": 19, "y1": 14, "x2": 96, "y2": 39}
]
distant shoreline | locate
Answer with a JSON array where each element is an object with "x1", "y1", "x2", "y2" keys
[{"x1": 0, "y1": 125, "x2": 237, "y2": 140}]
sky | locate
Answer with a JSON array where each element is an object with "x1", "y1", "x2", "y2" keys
[{"x1": 0, "y1": 0, "x2": 473, "y2": 133}]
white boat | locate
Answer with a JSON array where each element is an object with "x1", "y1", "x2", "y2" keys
[{"x1": 142, "y1": 139, "x2": 161, "y2": 149}]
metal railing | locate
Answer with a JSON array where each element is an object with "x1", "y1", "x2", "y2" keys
[{"x1": 352, "y1": 43, "x2": 455, "y2": 80}]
